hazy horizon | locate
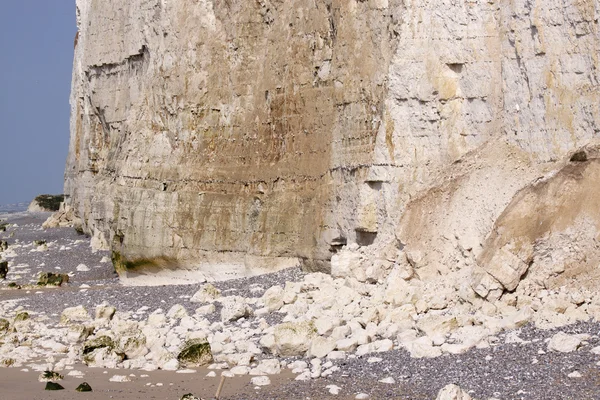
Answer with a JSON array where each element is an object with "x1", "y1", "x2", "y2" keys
[{"x1": 0, "y1": 1, "x2": 76, "y2": 205}]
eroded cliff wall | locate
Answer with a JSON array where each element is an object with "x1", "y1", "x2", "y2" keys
[{"x1": 66, "y1": 0, "x2": 599, "y2": 283}]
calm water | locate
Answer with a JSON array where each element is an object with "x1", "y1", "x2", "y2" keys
[{"x1": 0, "y1": 202, "x2": 28, "y2": 215}]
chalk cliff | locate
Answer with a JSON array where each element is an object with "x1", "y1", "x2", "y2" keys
[{"x1": 65, "y1": 0, "x2": 599, "y2": 289}]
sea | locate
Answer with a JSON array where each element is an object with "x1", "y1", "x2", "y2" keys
[{"x1": 0, "y1": 202, "x2": 28, "y2": 215}]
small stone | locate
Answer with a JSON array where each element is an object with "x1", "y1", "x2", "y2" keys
[
  {"x1": 355, "y1": 394, "x2": 370, "y2": 400},
  {"x1": 327, "y1": 384, "x2": 342, "y2": 395},
  {"x1": 76, "y1": 264, "x2": 90, "y2": 272},
  {"x1": 109, "y1": 375, "x2": 131, "y2": 382},
  {"x1": 45, "y1": 382, "x2": 64, "y2": 391},
  {"x1": 251, "y1": 376, "x2": 271, "y2": 386},
  {"x1": 378, "y1": 377, "x2": 395, "y2": 384},
  {"x1": 568, "y1": 371, "x2": 582, "y2": 378},
  {"x1": 75, "y1": 382, "x2": 92, "y2": 392}
]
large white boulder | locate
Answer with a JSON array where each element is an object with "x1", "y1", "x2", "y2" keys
[
  {"x1": 547, "y1": 332, "x2": 587, "y2": 353},
  {"x1": 271, "y1": 321, "x2": 317, "y2": 356},
  {"x1": 220, "y1": 296, "x2": 253, "y2": 322},
  {"x1": 60, "y1": 306, "x2": 91, "y2": 325},
  {"x1": 190, "y1": 284, "x2": 221, "y2": 303}
]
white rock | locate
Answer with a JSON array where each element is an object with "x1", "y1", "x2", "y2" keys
[
  {"x1": 310, "y1": 336, "x2": 337, "y2": 359},
  {"x1": 251, "y1": 376, "x2": 271, "y2": 386},
  {"x1": 76, "y1": 264, "x2": 90, "y2": 272},
  {"x1": 167, "y1": 304, "x2": 188, "y2": 319},
  {"x1": 435, "y1": 384, "x2": 473, "y2": 400},
  {"x1": 331, "y1": 250, "x2": 363, "y2": 280},
  {"x1": 67, "y1": 370, "x2": 84, "y2": 378},
  {"x1": 271, "y1": 321, "x2": 317, "y2": 356},
  {"x1": 568, "y1": 371, "x2": 582, "y2": 378},
  {"x1": 206, "y1": 371, "x2": 217, "y2": 377},
  {"x1": 327, "y1": 384, "x2": 342, "y2": 395},
  {"x1": 95, "y1": 304, "x2": 116, "y2": 321},
  {"x1": 161, "y1": 359, "x2": 179, "y2": 371},
  {"x1": 195, "y1": 304, "x2": 216, "y2": 316},
  {"x1": 547, "y1": 332, "x2": 583, "y2": 353},
  {"x1": 336, "y1": 338, "x2": 358, "y2": 352},
  {"x1": 60, "y1": 305, "x2": 91, "y2": 324},
  {"x1": 261, "y1": 285, "x2": 285, "y2": 312},
  {"x1": 109, "y1": 375, "x2": 131, "y2": 382},
  {"x1": 250, "y1": 359, "x2": 281, "y2": 376},
  {"x1": 403, "y1": 336, "x2": 443, "y2": 358},
  {"x1": 295, "y1": 371, "x2": 311, "y2": 381},
  {"x1": 327, "y1": 351, "x2": 347, "y2": 360},
  {"x1": 355, "y1": 394, "x2": 370, "y2": 399},
  {"x1": 190, "y1": 284, "x2": 221, "y2": 303},
  {"x1": 231, "y1": 366, "x2": 250, "y2": 375},
  {"x1": 220, "y1": 296, "x2": 252, "y2": 322}
]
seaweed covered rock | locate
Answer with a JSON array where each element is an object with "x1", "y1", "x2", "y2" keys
[
  {"x1": 14, "y1": 312, "x2": 29, "y2": 322},
  {"x1": 37, "y1": 272, "x2": 69, "y2": 286},
  {"x1": 39, "y1": 371, "x2": 63, "y2": 382},
  {"x1": 44, "y1": 382, "x2": 64, "y2": 391},
  {"x1": 0, "y1": 318, "x2": 9, "y2": 332},
  {"x1": 75, "y1": 382, "x2": 92, "y2": 392},
  {"x1": 83, "y1": 336, "x2": 115, "y2": 355},
  {"x1": 180, "y1": 394, "x2": 201, "y2": 400},
  {"x1": 0, "y1": 261, "x2": 7, "y2": 279},
  {"x1": 0, "y1": 240, "x2": 8, "y2": 251},
  {"x1": 177, "y1": 339, "x2": 213, "y2": 367},
  {"x1": 82, "y1": 336, "x2": 124, "y2": 367}
]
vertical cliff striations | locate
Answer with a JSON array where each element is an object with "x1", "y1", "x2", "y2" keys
[{"x1": 66, "y1": 0, "x2": 599, "y2": 288}]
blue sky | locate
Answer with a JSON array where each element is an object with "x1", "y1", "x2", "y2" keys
[{"x1": 0, "y1": 1, "x2": 76, "y2": 205}]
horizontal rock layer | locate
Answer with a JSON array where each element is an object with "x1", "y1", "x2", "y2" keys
[{"x1": 65, "y1": 0, "x2": 599, "y2": 281}]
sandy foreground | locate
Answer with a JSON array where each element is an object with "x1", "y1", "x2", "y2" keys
[
  {"x1": 0, "y1": 363, "x2": 298, "y2": 400},
  {"x1": 0, "y1": 212, "x2": 600, "y2": 399}
]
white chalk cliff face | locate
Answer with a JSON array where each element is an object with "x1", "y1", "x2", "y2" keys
[{"x1": 65, "y1": 0, "x2": 600, "y2": 290}]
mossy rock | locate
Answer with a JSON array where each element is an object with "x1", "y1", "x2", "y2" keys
[
  {"x1": 75, "y1": 382, "x2": 92, "y2": 392},
  {"x1": 37, "y1": 272, "x2": 69, "y2": 286},
  {"x1": 7, "y1": 282, "x2": 20, "y2": 289},
  {"x1": 2, "y1": 358, "x2": 15, "y2": 367},
  {"x1": 0, "y1": 261, "x2": 7, "y2": 279},
  {"x1": 0, "y1": 223, "x2": 7, "y2": 232},
  {"x1": 177, "y1": 339, "x2": 213, "y2": 367},
  {"x1": 33, "y1": 240, "x2": 47, "y2": 247},
  {"x1": 82, "y1": 336, "x2": 115, "y2": 355},
  {"x1": 45, "y1": 382, "x2": 64, "y2": 391},
  {"x1": 33, "y1": 195, "x2": 64, "y2": 212},
  {"x1": 0, "y1": 240, "x2": 8, "y2": 251},
  {"x1": 0, "y1": 319, "x2": 9, "y2": 331},
  {"x1": 14, "y1": 312, "x2": 30, "y2": 322},
  {"x1": 39, "y1": 370, "x2": 63, "y2": 382}
]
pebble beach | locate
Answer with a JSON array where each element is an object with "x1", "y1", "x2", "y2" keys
[{"x1": 0, "y1": 212, "x2": 599, "y2": 399}]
